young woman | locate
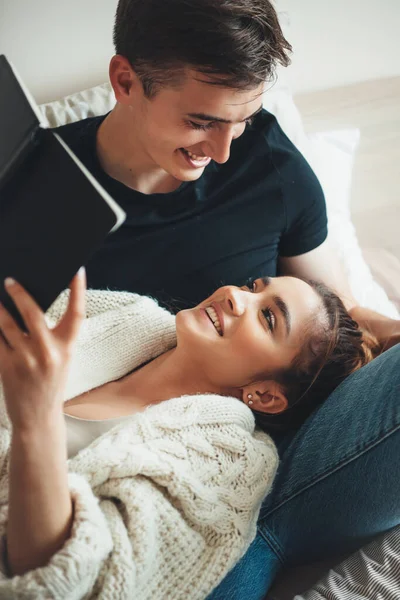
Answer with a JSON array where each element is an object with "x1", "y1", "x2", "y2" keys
[{"x1": 0, "y1": 270, "x2": 377, "y2": 599}]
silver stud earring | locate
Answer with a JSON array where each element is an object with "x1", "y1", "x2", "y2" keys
[{"x1": 247, "y1": 393, "x2": 253, "y2": 406}]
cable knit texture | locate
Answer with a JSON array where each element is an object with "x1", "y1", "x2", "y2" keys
[{"x1": 0, "y1": 290, "x2": 278, "y2": 599}]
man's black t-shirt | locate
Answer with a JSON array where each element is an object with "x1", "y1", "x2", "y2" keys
[{"x1": 54, "y1": 110, "x2": 327, "y2": 311}]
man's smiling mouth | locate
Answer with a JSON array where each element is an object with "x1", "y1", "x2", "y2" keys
[
  {"x1": 180, "y1": 148, "x2": 211, "y2": 166},
  {"x1": 183, "y1": 148, "x2": 210, "y2": 160}
]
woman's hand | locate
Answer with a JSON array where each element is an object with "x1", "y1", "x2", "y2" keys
[{"x1": 0, "y1": 268, "x2": 86, "y2": 431}]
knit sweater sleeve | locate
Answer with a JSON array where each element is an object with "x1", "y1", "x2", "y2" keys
[
  {"x1": 50, "y1": 290, "x2": 177, "y2": 400},
  {"x1": 47, "y1": 288, "x2": 154, "y2": 322},
  {"x1": 0, "y1": 396, "x2": 278, "y2": 599}
]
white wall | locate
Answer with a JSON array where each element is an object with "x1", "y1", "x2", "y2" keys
[
  {"x1": 0, "y1": 0, "x2": 399, "y2": 103},
  {"x1": 282, "y1": 0, "x2": 400, "y2": 94},
  {"x1": 0, "y1": 0, "x2": 117, "y2": 104}
]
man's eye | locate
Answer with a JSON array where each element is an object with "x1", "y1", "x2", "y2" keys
[
  {"x1": 188, "y1": 118, "x2": 254, "y2": 132},
  {"x1": 188, "y1": 121, "x2": 214, "y2": 131},
  {"x1": 262, "y1": 307, "x2": 275, "y2": 332}
]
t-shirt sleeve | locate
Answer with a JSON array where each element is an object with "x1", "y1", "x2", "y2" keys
[{"x1": 278, "y1": 150, "x2": 327, "y2": 258}]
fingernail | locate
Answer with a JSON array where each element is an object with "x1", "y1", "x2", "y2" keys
[
  {"x1": 78, "y1": 267, "x2": 86, "y2": 277},
  {"x1": 4, "y1": 277, "x2": 16, "y2": 287}
]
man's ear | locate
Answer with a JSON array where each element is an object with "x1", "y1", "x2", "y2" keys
[
  {"x1": 109, "y1": 54, "x2": 139, "y2": 104},
  {"x1": 242, "y1": 380, "x2": 288, "y2": 414}
]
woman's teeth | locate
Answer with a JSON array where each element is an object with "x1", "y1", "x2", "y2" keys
[{"x1": 205, "y1": 306, "x2": 222, "y2": 335}]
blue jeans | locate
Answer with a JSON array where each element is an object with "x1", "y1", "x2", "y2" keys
[{"x1": 208, "y1": 344, "x2": 400, "y2": 600}]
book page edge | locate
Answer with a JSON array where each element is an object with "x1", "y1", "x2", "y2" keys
[{"x1": 7, "y1": 57, "x2": 49, "y2": 130}]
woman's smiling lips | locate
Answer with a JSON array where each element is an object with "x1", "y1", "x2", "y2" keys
[
  {"x1": 199, "y1": 301, "x2": 225, "y2": 336},
  {"x1": 201, "y1": 308, "x2": 216, "y2": 332},
  {"x1": 211, "y1": 301, "x2": 225, "y2": 334}
]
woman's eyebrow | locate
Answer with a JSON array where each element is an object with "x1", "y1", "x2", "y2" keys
[
  {"x1": 273, "y1": 295, "x2": 291, "y2": 336},
  {"x1": 186, "y1": 105, "x2": 263, "y2": 124},
  {"x1": 260, "y1": 276, "x2": 271, "y2": 287}
]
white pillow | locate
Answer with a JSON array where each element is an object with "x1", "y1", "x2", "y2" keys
[
  {"x1": 40, "y1": 82, "x2": 116, "y2": 128},
  {"x1": 260, "y1": 91, "x2": 398, "y2": 319},
  {"x1": 307, "y1": 130, "x2": 399, "y2": 319},
  {"x1": 39, "y1": 83, "x2": 398, "y2": 318}
]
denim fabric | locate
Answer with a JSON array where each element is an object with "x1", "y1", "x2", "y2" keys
[{"x1": 208, "y1": 344, "x2": 400, "y2": 600}]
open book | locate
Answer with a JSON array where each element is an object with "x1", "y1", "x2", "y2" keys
[{"x1": 0, "y1": 55, "x2": 126, "y2": 331}]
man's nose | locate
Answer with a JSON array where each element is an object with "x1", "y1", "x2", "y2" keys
[{"x1": 206, "y1": 128, "x2": 235, "y2": 164}]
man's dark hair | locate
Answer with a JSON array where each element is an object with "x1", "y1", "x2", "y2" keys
[{"x1": 113, "y1": 0, "x2": 292, "y2": 98}]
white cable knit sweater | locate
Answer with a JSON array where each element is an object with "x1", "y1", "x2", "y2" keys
[{"x1": 0, "y1": 290, "x2": 278, "y2": 599}]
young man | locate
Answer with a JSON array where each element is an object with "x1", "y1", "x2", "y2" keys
[{"x1": 54, "y1": 0, "x2": 400, "y2": 596}]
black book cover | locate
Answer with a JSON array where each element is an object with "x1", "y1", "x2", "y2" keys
[{"x1": 0, "y1": 55, "x2": 126, "y2": 330}]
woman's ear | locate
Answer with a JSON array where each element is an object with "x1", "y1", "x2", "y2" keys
[{"x1": 242, "y1": 380, "x2": 288, "y2": 414}]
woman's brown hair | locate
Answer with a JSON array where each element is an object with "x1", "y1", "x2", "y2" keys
[
  {"x1": 113, "y1": 0, "x2": 292, "y2": 98},
  {"x1": 254, "y1": 280, "x2": 381, "y2": 432}
]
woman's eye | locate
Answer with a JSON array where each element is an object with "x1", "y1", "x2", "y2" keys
[
  {"x1": 262, "y1": 307, "x2": 275, "y2": 332},
  {"x1": 244, "y1": 277, "x2": 257, "y2": 292}
]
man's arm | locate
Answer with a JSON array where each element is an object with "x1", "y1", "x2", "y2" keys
[{"x1": 280, "y1": 239, "x2": 400, "y2": 351}]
